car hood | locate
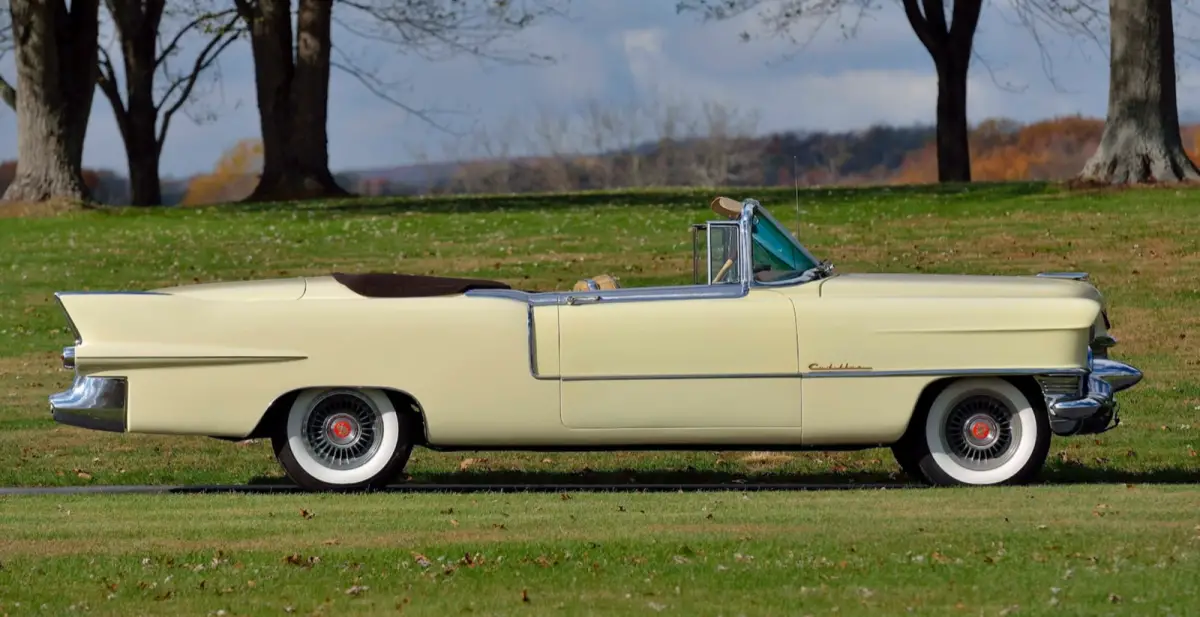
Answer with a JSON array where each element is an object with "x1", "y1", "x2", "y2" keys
[
  {"x1": 152, "y1": 276, "x2": 307, "y2": 301},
  {"x1": 818, "y1": 273, "x2": 1103, "y2": 303}
]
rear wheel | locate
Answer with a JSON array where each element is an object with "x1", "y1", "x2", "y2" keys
[
  {"x1": 272, "y1": 387, "x2": 413, "y2": 492},
  {"x1": 892, "y1": 377, "x2": 1050, "y2": 486}
]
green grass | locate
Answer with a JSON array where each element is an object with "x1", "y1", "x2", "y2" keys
[
  {"x1": 2, "y1": 486, "x2": 1198, "y2": 615},
  {"x1": 3, "y1": 181, "x2": 1200, "y2": 614},
  {"x1": 2, "y1": 181, "x2": 1198, "y2": 488}
]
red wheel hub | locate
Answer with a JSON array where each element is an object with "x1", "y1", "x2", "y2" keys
[
  {"x1": 331, "y1": 419, "x2": 353, "y2": 439},
  {"x1": 970, "y1": 421, "x2": 991, "y2": 440}
]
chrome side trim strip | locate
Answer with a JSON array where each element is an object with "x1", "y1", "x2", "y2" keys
[
  {"x1": 49, "y1": 376, "x2": 127, "y2": 433},
  {"x1": 55, "y1": 290, "x2": 166, "y2": 296},
  {"x1": 561, "y1": 367, "x2": 1092, "y2": 382},
  {"x1": 562, "y1": 372, "x2": 798, "y2": 382},
  {"x1": 467, "y1": 282, "x2": 751, "y2": 306},
  {"x1": 802, "y1": 367, "x2": 1088, "y2": 379}
]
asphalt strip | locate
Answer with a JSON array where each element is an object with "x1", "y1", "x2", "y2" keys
[{"x1": 0, "y1": 482, "x2": 916, "y2": 496}]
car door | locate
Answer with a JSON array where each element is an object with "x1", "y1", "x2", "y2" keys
[{"x1": 557, "y1": 286, "x2": 800, "y2": 430}]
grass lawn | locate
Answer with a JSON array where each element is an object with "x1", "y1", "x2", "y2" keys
[
  {"x1": 2, "y1": 486, "x2": 1198, "y2": 615},
  {"x1": 1, "y1": 182, "x2": 1197, "y2": 487},
  {"x1": 2, "y1": 181, "x2": 1200, "y2": 614}
]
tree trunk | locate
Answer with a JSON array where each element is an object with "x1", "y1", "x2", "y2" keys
[
  {"x1": 902, "y1": 0, "x2": 981, "y2": 184},
  {"x1": 3, "y1": 0, "x2": 100, "y2": 203},
  {"x1": 102, "y1": 0, "x2": 165, "y2": 206},
  {"x1": 1078, "y1": 0, "x2": 1200, "y2": 184},
  {"x1": 239, "y1": 0, "x2": 348, "y2": 202},
  {"x1": 289, "y1": 0, "x2": 345, "y2": 195},
  {"x1": 935, "y1": 56, "x2": 971, "y2": 182}
]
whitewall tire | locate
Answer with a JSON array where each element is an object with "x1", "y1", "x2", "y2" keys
[
  {"x1": 893, "y1": 378, "x2": 1051, "y2": 486},
  {"x1": 272, "y1": 387, "x2": 414, "y2": 492}
]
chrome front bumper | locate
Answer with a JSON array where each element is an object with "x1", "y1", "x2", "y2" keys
[
  {"x1": 1042, "y1": 353, "x2": 1142, "y2": 436},
  {"x1": 48, "y1": 375, "x2": 128, "y2": 433}
]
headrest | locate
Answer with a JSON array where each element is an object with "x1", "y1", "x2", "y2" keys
[{"x1": 709, "y1": 196, "x2": 742, "y2": 220}]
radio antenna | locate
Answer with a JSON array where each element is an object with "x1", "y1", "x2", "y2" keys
[{"x1": 793, "y1": 155, "x2": 800, "y2": 239}]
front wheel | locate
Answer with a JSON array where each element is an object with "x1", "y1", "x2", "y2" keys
[
  {"x1": 272, "y1": 387, "x2": 413, "y2": 492},
  {"x1": 892, "y1": 377, "x2": 1050, "y2": 486}
]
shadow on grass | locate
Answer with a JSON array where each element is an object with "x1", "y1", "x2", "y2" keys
[
  {"x1": 239, "y1": 459, "x2": 1197, "y2": 492},
  {"x1": 1040, "y1": 461, "x2": 1200, "y2": 485},
  {"x1": 246, "y1": 467, "x2": 908, "y2": 490}
]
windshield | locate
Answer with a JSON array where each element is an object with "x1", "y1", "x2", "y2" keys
[{"x1": 750, "y1": 210, "x2": 820, "y2": 280}]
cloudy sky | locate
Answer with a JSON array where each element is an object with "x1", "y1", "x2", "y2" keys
[{"x1": 3, "y1": 0, "x2": 1200, "y2": 178}]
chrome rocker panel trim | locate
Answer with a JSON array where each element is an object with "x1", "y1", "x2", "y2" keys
[{"x1": 49, "y1": 375, "x2": 128, "y2": 433}]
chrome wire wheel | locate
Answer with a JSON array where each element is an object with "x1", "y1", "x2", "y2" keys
[
  {"x1": 301, "y1": 390, "x2": 383, "y2": 470},
  {"x1": 939, "y1": 394, "x2": 1021, "y2": 471},
  {"x1": 276, "y1": 387, "x2": 413, "y2": 491},
  {"x1": 905, "y1": 377, "x2": 1051, "y2": 486}
]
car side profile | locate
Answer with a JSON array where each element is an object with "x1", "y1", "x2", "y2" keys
[{"x1": 49, "y1": 196, "x2": 1143, "y2": 491}]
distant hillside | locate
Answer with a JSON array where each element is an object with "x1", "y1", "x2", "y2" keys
[{"x1": 35, "y1": 112, "x2": 1200, "y2": 205}]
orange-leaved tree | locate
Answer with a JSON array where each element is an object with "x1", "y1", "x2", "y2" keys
[
  {"x1": 181, "y1": 139, "x2": 264, "y2": 205},
  {"x1": 893, "y1": 116, "x2": 1109, "y2": 184}
]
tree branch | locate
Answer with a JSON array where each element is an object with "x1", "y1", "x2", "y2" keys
[
  {"x1": 329, "y1": 55, "x2": 466, "y2": 136},
  {"x1": 0, "y1": 75, "x2": 13, "y2": 110},
  {"x1": 156, "y1": 20, "x2": 241, "y2": 149},
  {"x1": 96, "y1": 45, "x2": 132, "y2": 141},
  {"x1": 156, "y1": 8, "x2": 238, "y2": 72},
  {"x1": 335, "y1": 0, "x2": 565, "y2": 65}
]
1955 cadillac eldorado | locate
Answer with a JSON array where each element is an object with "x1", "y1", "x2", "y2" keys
[{"x1": 49, "y1": 196, "x2": 1143, "y2": 491}]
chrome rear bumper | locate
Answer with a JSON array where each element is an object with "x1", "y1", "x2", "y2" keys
[{"x1": 49, "y1": 375, "x2": 127, "y2": 433}]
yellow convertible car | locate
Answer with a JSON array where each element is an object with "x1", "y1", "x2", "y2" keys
[{"x1": 49, "y1": 197, "x2": 1142, "y2": 491}]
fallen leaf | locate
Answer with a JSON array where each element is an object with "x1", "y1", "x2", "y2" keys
[
  {"x1": 345, "y1": 585, "x2": 369, "y2": 596},
  {"x1": 458, "y1": 457, "x2": 487, "y2": 471},
  {"x1": 521, "y1": 589, "x2": 530, "y2": 603},
  {"x1": 1108, "y1": 593, "x2": 1122, "y2": 604},
  {"x1": 299, "y1": 509, "x2": 314, "y2": 520},
  {"x1": 412, "y1": 553, "x2": 431, "y2": 568}
]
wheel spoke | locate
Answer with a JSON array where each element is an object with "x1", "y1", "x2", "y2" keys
[{"x1": 299, "y1": 391, "x2": 384, "y2": 471}]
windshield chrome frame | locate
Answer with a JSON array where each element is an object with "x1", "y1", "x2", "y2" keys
[{"x1": 734, "y1": 199, "x2": 823, "y2": 288}]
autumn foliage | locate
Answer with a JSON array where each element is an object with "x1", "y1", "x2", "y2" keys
[
  {"x1": 892, "y1": 116, "x2": 1200, "y2": 184},
  {"x1": 180, "y1": 139, "x2": 264, "y2": 206},
  {"x1": 0, "y1": 161, "x2": 103, "y2": 195}
]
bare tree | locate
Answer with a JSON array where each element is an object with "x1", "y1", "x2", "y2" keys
[
  {"x1": 2, "y1": 0, "x2": 100, "y2": 203},
  {"x1": 528, "y1": 106, "x2": 575, "y2": 191},
  {"x1": 581, "y1": 98, "x2": 617, "y2": 188},
  {"x1": 231, "y1": 0, "x2": 346, "y2": 202},
  {"x1": 227, "y1": 0, "x2": 566, "y2": 203},
  {"x1": 693, "y1": 100, "x2": 762, "y2": 185},
  {"x1": 678, "y1": 0, "x2": 983, "y2": 183},
  {"x1": 98, "y1": 1, "x2": 241, "y2": 206},
  {"x1": 1078, "y1": 0, "x2": 1200, "y2": 183}
]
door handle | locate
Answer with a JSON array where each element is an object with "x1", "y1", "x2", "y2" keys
[{"x1": 567, "y1": 295, "x2": 601, "y2": 305}]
